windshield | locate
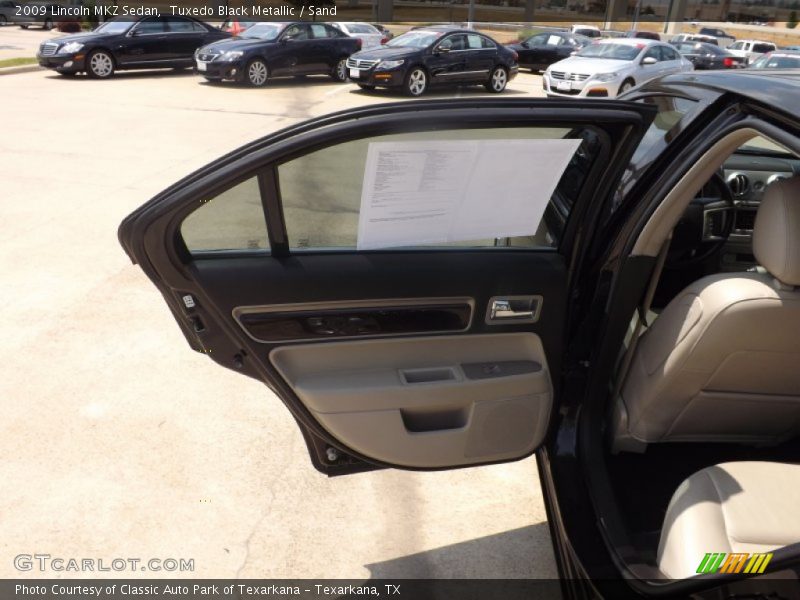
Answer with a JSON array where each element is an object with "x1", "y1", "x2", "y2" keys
[
  {"x1": 576, "y1": 43, "x2": 642, "y2": 60},
  {"x1": 93, "y1": 19, "x2": 132, "y2": 34},
  {"x1": 346, "y1": 24, "x2": 378, "y2": 34},
  {"x1": 386, "y1": 30, "x2": 442, "y2": 48},
  {"x1": 749, "y1": 54, "x2": 800, "y2": 69},
  {"x1": 239, "y1": 23, "x2": 283, "y2": 40}
]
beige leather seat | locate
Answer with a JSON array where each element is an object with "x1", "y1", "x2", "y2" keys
[
  {"x1": 613, "y1": 176, "x2": 800, "y2": 450},
  {"x1": 658, "y1": 462, "x2": 800, "y2": 579}
]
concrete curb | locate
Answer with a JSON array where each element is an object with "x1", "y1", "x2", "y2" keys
[{"x1": 0, "y1": 64, "x2": 42, "y2": 76}]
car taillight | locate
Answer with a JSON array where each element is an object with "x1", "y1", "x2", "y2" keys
[
  {"x1": 512, "y1": 50, "x2": 518, "y2": 61},
  {"x1": 356, "y1": 38, "x2": 362, "y2": 50},
  {"x1": 381, "y1": 36, "x2": 388, "y2": 44},
  {"x1": 723, "y1": 57, "x2": 734, "y2": 67}
]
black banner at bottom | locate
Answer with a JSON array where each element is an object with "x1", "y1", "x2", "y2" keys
[{"x1": 3, "y1": 580, "x2": 565, "y2": 600}]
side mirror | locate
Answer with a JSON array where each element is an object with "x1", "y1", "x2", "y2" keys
[
  {"x1": 641, "y1": 56, "x2": 658, "y2": 65},
  {"x1": 436, "y1": 46, "x2": 451, "y2": 54}
]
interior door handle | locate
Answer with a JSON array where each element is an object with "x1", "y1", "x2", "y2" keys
[{"x1": 486, "y1": 296, "x2": 542, "y2": 324}]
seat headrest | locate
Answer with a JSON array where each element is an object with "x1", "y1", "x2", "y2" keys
[{"x1": 753, "y1": 175, "x2": 800, "y2": 287}]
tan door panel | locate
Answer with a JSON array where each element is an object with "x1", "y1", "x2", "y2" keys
[{"x1": 270, "y1": 333, "x2": 552, "y2": 468}]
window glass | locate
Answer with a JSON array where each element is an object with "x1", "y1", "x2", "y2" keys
[
  {"x1": 278, "y1": 127, "x2": 597, "y2": 250},
  {"x1": 284, "y1": 24, "x2": 309, "y2": 40},
  {"x1": 348, "y1": 23, "x2": 377, "y2": 34},
  {"x1": 310, "y1": 24, "x2": 329, "y2": 38},
  {"x1": 753, "y1": 43, "x2": 774, "y2": 53},
  {"x1": 730, "y1": 41, "x2": 743, "y2": 50},
  {"x1": 643, "y1": 46, "x2": 662, "y2": 61},
  {"x1": 527, "y1": 33, "x2": 547, "y2": 46},
  {"x1": 546, "y1": 34, "x2": 562, "y2": 45},
  {"x1": 181, "y1": 177, "x2": 268, "y2": 253},
  {"x1": 481, "y1": 36, "x2": 496, "y2": 49},
  {"x1": 466, "y1": 34, "x2": 483, "y2": 49},
  {"x1": 134, "y1": 17, "x2": 165, "y2": 34},
  {"x1": 167, "y1": 18, "x2": 198, "y2": 33},
  {"x1": 662, "y1": 46, "x2": 679, "y2": 60}
]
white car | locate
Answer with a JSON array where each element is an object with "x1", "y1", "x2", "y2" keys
[
  {"x1": 544, "y1": 38, "x2": 693, "y2": 99},
  {"x1": 727, "y1": 40, "x2": 777, "y2": 64},
  {"x1": 330, "y1": 22, "x2": 384, "y2": 49}
]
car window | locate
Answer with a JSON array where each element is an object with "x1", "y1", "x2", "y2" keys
[
  {"x1": 133, "y1": 17, "x2": 166, "y2": 35},
  {"x1": 347, "y1": 23, "x2": 377, "y2": 34},
  {"x1": 466, "y1": 34, "x2": 483, "y2": 49},
  {"x1": 730, "y1": 41, "x2": 743, "y2": 50},
  {"x1": 753, "y1": 43, "x2": 775, "y2": 53},
  {"x1": 643, "y1": 46, "x2": 662, "y2": 61},
  {"x1": 166, "y1": 17, "x2": 199, "y2": 33},
  {"x1": 442, "y1": 34, "x2": 467, "y2": 51},
  {"x1": 546, "y1": 34, "x2": 563, "y2": 45},
  {"x1": 527, "y1": 33, "x2": 548, "y2": 46},
  {"x1": 481, "y1": 36, "x2": 496, "y2": 49},
  {"x1": 661, "y1": 46, "x2": 679, "y2": 60},
  {"x1": 310, "y1": 24, "x2": 329, "y2": 39},
  {"x1": 180, "y1": 177, "x2": 268, "y2": 253},
  {"x1": 284, "y1": 24, "x2": 310, "y2": 41},
  {"x1": 276, "y1": 127, "x2": 600, "y2": 251},
  {"x1": 577, "y1": 43, "x2": 642, "y2": 60}
]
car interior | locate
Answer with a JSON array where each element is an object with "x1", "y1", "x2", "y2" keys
[{"x1": 601, "y1": 127, "x2": 800, "y2": 582}]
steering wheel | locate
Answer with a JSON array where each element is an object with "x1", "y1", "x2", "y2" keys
[{"x1": 665, "y1": 172, "x2": 735, "y2": 268}]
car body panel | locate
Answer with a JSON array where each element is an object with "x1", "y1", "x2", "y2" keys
[{"x1": 507, "y1": 32, "x2": 590, "y2": 71}]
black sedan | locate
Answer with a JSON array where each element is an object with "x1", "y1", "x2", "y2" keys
[
  {"x1": 120, "y1": 71, "x2": 800, "y2": 598},
  {"x1": 36, "y1": 16, "x2": 229, "y2": 78},
  {"x1": 346, "y1": 26, "x2": 517, "y2": 96},
  {"x1": 506, "y1": 30, "x2": 590, "y2": 72},
  {"x1": 194, "y1": 22, "x2": 361, "y2": 87},
  {"x1": 672, "y1": 41, "x2": 746, "y2": 69}
]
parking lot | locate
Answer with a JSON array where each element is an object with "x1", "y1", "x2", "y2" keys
[{"x1": 0, "y1": 67, "x2": 555, "y2": 579}]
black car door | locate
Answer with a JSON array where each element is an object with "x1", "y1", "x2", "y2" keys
[
  {"x1": 163, "y1": 17, "x2": 208, "y2": 64},
  {"x1": 274, "y1": 23, "x2": 314, "y2": 75},
  {"x1": 117, "y1": 16, "x2": 169, "y2": 66},
  {"x1": 427, "y1": 33, "x2": 468, "y2": 83},
  {"x1": 518, "y1": 33, "x2": 547, "y2": 68},
  {"x1": 307, "y1": 23, "x2": 336, "y2": 73},
  {"x1": 462, "y1": 33, "x2": 495, "y2": 82},
  {"x1": 118, "y1": 99, "x2": 655, "y2": 475}
]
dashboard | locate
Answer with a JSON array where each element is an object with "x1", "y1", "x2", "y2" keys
[{"x1": 720, "y1": 149, "x2": 800, "y2": 270}]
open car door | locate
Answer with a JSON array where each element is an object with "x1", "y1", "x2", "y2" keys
[{"x1": 119, "y1": 99, "x2": 654, "y2": 475}]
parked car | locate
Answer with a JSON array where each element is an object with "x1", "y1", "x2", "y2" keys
[
  {"x1": 372, "y1": 23, "x2": 393, "y2": 41},
  {"x1": 0, "y1": 0, "x2": 19, "y2": 26},
  {"x1": 748, "y1": 50, "x2": 800, "y2": 69},
  {"x1": 119, "y1": 70, "x2": 800, "y2": 599},
  {"x1": 543, "y1": 38, "x2": 692, "y2": 98},
  {"x1": 14, "y1": 1, "x2": 62, "y2": 29},
  {"x1": 36, "y1": 15, "x2": 229, "y2": 78},
  {"x1": 346, "y1": 26, "x2": 518, "y2": 96},
  {"x1": 570, "y1": 23, "x2": 601, "y2": 38},
  {"x1": 624, "y1": 30, "x2": 660, "y2": 41},
  {"x1": 507, "y1": 31, "x2": 590, "y2": 72},
  {"x1": 698, "y1": 26, "x2": 735, "y2": 47},
  {"x1": 673, "y1": 41, "x2": 746, "y2": 69},
  {"x1": 727, "y1": 39, "x2": 777, "y2": 64},
  {"x1": 669, "y1": 33, "x2": 719, "y2": 46},
  {"x1": 330, "y1": 22, "x2": 384, "y2": 49},
  {"x1": 195, "y1": 22, "x2": 361, "y2": 87}
]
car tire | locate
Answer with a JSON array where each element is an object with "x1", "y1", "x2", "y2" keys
[
  {"x1": 20, "y1": 24, "x2": 29, "y2": 29},
  {"x1": 331, "y1": 58, "x2": 347, "y2": 82},
  {"x1": 86, "y1": 49, "x2": 115, "y2": 79},
  {"x1": 245, "y1": 58, "x2": 269, "y2": 87},
  {"x1": 43, "y1": 18, "x2": 53, "y2": 30},
  {"x1": 618, "y1": 78, "x2": 635, "y2": 94},
  {"x1": 403, "y1": 67, "x2": 427, "y2": 97},
  {"x1": 58, "y1": 71, "x2": 77, "y2": 77},
  {"x1": 486, "y1": 65, "x2": 508, "y2": 93},
  {"x1": 357, "y1": 84, "x2": 375, "y2": 90},
  {"x1": 0, "y1": 15, "x2": 7, "y2": 25}
]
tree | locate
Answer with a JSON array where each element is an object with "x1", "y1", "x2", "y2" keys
[{"x1": 789, "y1": 10, "x2": 798, "y2": 28}]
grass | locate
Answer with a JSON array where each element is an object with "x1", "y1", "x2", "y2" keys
[{"x1": 0, "y1": 57, "x2": 38, "y2": 69}]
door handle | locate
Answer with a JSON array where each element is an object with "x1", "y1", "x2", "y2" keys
[{"x1": 486, "y1": 296, "x2": 542, "y2": 324}]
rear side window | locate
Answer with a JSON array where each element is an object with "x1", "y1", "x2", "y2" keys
[
  {"x1": 181, "y1": 177, "x2": 268, "y2": 253},
  {"x1": 310, "y1": 24, "x2": 329, "y2": 38},
  {"x1": 481, "y1": 36, "x2": 496, "y2": 49},
  {"x1": 753, "y1": 43, "x2": 775, "y2": 53},
  {"x1": 466, "y1": 34, "x2": 483, "y2": 49}
]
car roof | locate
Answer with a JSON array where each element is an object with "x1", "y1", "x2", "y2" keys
[
  {"x1": 736, "y1": 39, "x2": 775, "y2": 44},
  {"x1": 598, "y1": 37, "x2": 660, "y2": 46},
  {"x1": 656, "y1": 70, "x2": 800, "y2": 117},
  {"x1": 410, "y1": 26, "x2": 483, "y2": 34}
]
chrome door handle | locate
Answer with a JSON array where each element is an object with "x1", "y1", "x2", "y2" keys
[{"x1": 486, "y1": 296, "x2": 542, "y2": 324}]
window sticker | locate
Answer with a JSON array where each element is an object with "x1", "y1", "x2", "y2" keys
[{"x1": 356, "y1": 139, "x2": 581, "y2": 250}]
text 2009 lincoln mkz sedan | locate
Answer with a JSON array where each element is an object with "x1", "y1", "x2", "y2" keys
[{"x1": 120, "y1": 71, "x2": 800, "y2": 599}]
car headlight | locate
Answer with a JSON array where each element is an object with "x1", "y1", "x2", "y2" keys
[
  {"x1": 593, "y1": 72, "x2": 620, "y2": 82},
  {"x1": 220, "y1": 50, "x2": 244, "y2": 62},
  {"x1": 60, "y1": 42, "x2": 84, "y2": 54},
  {"x1": 376, "y1": 59, "x2": 404, "y2": 70}
]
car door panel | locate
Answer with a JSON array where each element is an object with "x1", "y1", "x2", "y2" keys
[
  {"x1": 119, "y1": 100, "x2": 655, "y2": 475},
  {"x1": 271, "y1": 332, "x2": 551, "y2": 467}
]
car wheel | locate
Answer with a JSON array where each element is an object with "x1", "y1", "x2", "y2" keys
[
  {"x1": 357, "y1": 84, "x2": 375, "y2": 90},
  {"x1": 20, "y1": 24, "x2": 28, "y2": 29},
  {"x1": 0, "y1": 15, "x2": 7, "y2": 25},
  {"x1": 331, "y1": 58, "x2": 347, "y2": 82},
  {"x1": 404, "y1": 67, "x2": 427, "y2": 97},
  {"x1": 486, "y1": 66, "x2": 508, "y2": 93},
  {"x1": 87, "y1": 50, "x2": 115, "y2": 79},
  {"x1": 618, "y1": 78, "x2": 635, "y2": 94},
  {"x1": 246, "y1": 58, "x2": 269, "y2": 87}
]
